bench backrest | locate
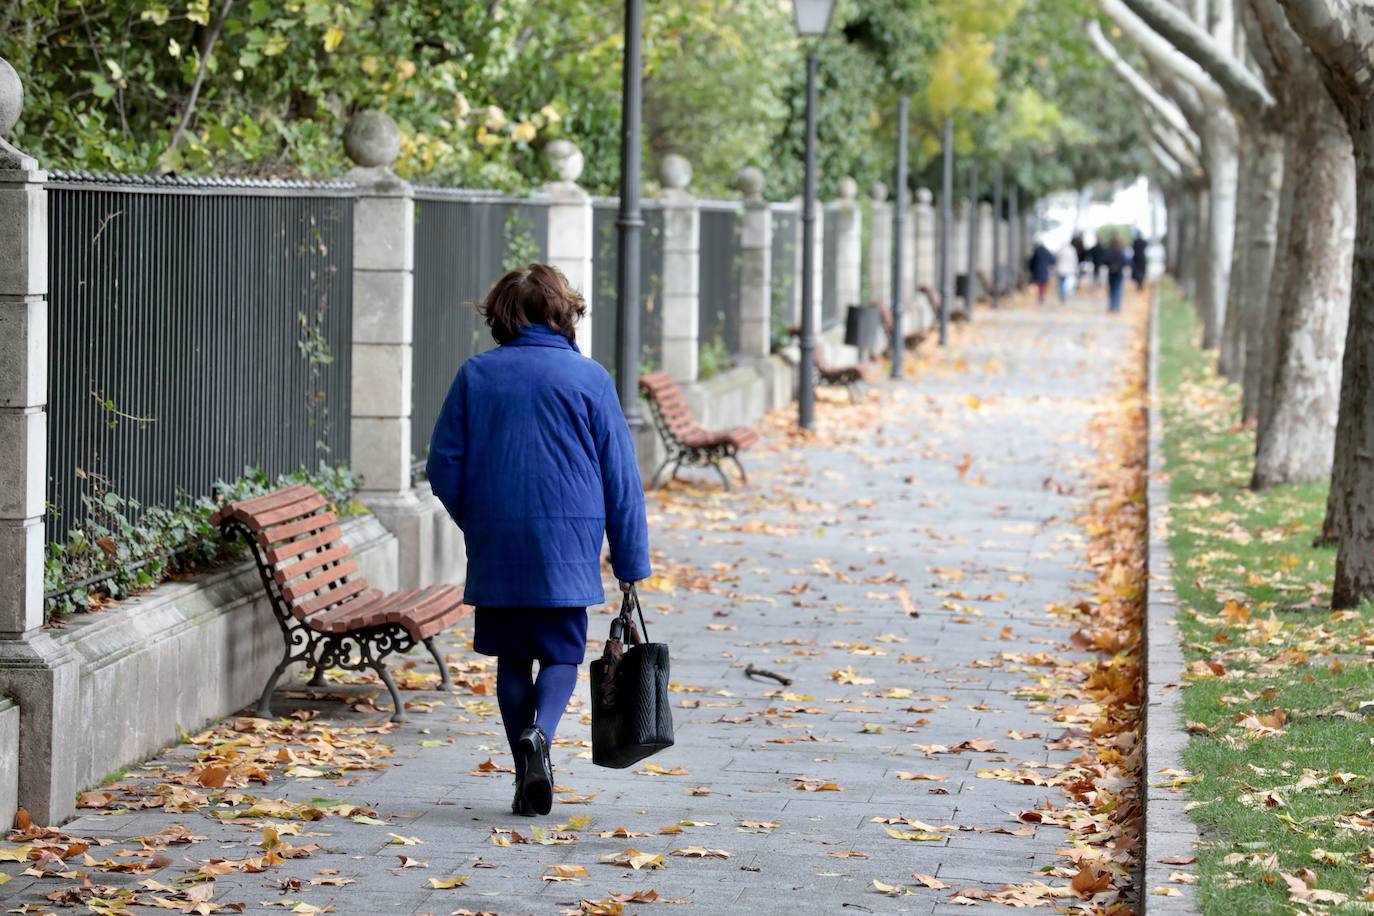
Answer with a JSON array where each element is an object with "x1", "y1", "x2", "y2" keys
[
  {"x1": 639, "y1": 372, "x2": 702, "y2": 446},
  {"x1": 210, "y1": 484, "x2": 370, "y2": 623}
]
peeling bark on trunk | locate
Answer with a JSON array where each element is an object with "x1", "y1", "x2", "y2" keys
[
  {"x1": 1330, "y1": 133, "x2": 1374, "y2": 601},
  {"x1": 1240, "y1": 133, "x2": 1286, "y2": 425},
  {"x1": 1251, "y1": 105, "x2": 1355, "y2": 488},
  {"x1": 1220, "y1": 137, "x2": 1254, "y2": 381},
  {"x1": 1199, "y1": 115, "x2": 1239, "y2": 352},
  {"x1": 1253, "y1": 133, "x2": 1299, "y2": 438}
]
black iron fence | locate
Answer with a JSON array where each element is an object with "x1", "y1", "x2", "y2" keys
[
  {"x1": 697, "y1": 201, "x2": 742, "y2": 362},
  {"x1": 590, "y1": 200, "x2": 664, "y2": 373},
  {"x1": 822, "y1": 205, "x2": 840, "y2": 329},
  {"x1": 44, "y1": 174, "x2": 354, "y2": 543},
  {"x1": 410, "y1": 189, "x2": 549, "y2": 471},
  {"x1": 769, "y1": 204, "x2": 800, "y2": 348}
]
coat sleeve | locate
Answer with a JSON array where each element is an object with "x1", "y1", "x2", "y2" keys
[
  {"x1": 426, "y1": 366, "x2": 468, "y2": 529},
  {"x1": 591, "y1": 375, "x2": 652, "y2": 583}
]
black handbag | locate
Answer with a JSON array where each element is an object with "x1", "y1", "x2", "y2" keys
[{"x1": 589, "y1": 586, "x2": 674, "y2": 768}]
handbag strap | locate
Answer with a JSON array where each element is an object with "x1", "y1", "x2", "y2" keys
[{"x1": 621, "y1": 585, "x2": 650, "y2": 644}]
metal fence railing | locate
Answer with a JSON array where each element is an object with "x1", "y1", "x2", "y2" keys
[
  {"x1": 822, "y1": 205, "x2": 840, "y2": 329},
  {"x1": 697, "y1": 201, "x2": 743, "y2": 363},
  {"x1": 44, "y1": 174, "x2": 354, "y2": 543},
  {"x1": 590, "y1": 200, "x2": 665, "y2": 374},
  {"x1": 410, "y1": 189, "x2": 549, "y2": 471},
  {"x1": 769, "y1": 204, "x2": 800, "y2": 348}
]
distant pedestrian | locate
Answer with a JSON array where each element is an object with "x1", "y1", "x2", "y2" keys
[
  {"x1": 1105, "y1": 236, "x2": 1128, "y2": 313},
  {"x1": 1027, "y1": 239, "x2": 1055, "y2": 304},
  {"x1": 427, "y1": 264, "x2": 651, "y2": 818},
  {"x1": 1055, "y1": 241, "x2": 1078, "y2": 304},
  {"x1": 1071, "y1": 233, "x2": 1086, "y2": 267},
  {"x1": 1089, "y1": 238, "x2": 1106, "y2": 285},
  {"x1": 1131, "y1": 233, "x2": 1148, "y2": 290}
]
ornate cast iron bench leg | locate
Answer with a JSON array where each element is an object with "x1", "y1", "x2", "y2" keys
[
  {"x1": 730, "y1": 454, "x2": 749, "y2": 485},
  {"x1": 373, "y1": 660, "x2": 407, "y2": 723},
  {"x1": 256, "y1": 648, "x2": 296, "y2": 719},
  {"x1": 423, "y1": 637, "x2": 453, "y2": 690}
]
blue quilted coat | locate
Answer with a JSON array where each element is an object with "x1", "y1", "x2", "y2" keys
[{"x1": 426, "y1": 324, "x2": 651, "y2": 607}]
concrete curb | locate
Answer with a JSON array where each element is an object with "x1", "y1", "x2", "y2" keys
[{"x1": 1141, "y1": 290, "x2": 1203, "y2": 914}]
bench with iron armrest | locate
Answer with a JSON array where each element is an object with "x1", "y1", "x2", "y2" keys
[
  {"x1": 211, "y1": 484, "x2": 469, "y2": 722},
  {"x1": 784, "y1": 325, "x2": 866, "y2": 402},
  {"x1": 921, "y1": 284, "x2": 969, "y2": 323},
  {"x1": 875, "y1": 302, "x2": 929, "y2": 351},
  {"x1": 638, "y1": 371, "x2": 759, "y2": 489}
]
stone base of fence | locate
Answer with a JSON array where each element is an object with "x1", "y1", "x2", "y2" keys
[
  {"x1": 363, "y1": 485, "x2": 465, "y2": 592},
  {"x1": 0, "y1": 699, "x2": 16, "y2": 828},
  {"x1": 15, "y1": 514, "x2": 397, "y2": 825}
]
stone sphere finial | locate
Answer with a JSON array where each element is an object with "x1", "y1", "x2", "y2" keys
[
  {"x1": 660, "y1": 153, "x2": 692, "y2": 191},
  {"x1": 735, "y1": 166, "x2": 765, "y2": 201},
  {"x1": 917, "y1": 187, "x2": 933, "y2": 205},
  {"x1": 869, "y1": 180, "x2": 888, "y2": 202},
  {"x1": 838, "y1": 176, "x2": 858, "y2": 201},
  {"x1": 543, "y1": 139, "x2": 584, "y2": 183},
  {"x1": 0, "y1": 57, "x2": 22, "y2": 139},
  {"x1": 344, "y1": 109, "x2": 400, "y2": 169}
]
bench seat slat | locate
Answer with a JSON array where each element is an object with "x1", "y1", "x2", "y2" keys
[
  {"x1": 294, "y1": 577, "x2": 370, "y2": 619},
  {"x1": 265, "y1": 523, "x2": 344, "y2": 565},
  {"x1": 281, "y1": 560, "x2": 359, "y2": 605},
  {"x1": 262, "y1": 511, "x2": 339, "y2": 549},
  {"x1": 275, "y1": 542, "x2": 353, "y2": 587},
  {"x1": 249, "y1": 492, "x2": 328, "y2": 530}
]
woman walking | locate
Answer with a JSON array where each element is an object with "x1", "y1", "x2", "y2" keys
[
  {"x1": 1104, "y1": 236, "x2": 1128, "y2": 313},
  {"x1": 426, "y1": 264, "x2": 650, "y2": 817}
]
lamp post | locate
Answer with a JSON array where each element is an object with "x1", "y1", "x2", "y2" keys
[
  {"x1": 992, "y1": 162, "x2": 1003, "y2": 309},
  {"x1": 793, "y1": 0, "x2": 835, "y2": 430},
  {"x1": 1008, "y1": 183, "x2": 1020, "y2": 290},
  {"x1": 614, "y1": 0, "x2": 644, "y2": 429},
  {"x1": 890, "y1": 94, "x2": 908, "y2": 379},
  {"x1": 964, "y1": 160, "x2": 978, "y2": 319},
  {"x1": 938, "y1": 115, "x2": 953, "y2": 346}
]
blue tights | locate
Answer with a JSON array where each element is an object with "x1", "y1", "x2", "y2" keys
[{"x1": 496, "y1": 657, "x2": 578, "y2": 779}]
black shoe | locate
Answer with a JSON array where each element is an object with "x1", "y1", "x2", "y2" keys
[
  {"x1": 517, "y1": 726, "x2": 553, "y2": 816},
  {"x1": 511, "y1": 778, "x2": 535, "y2": 817}
]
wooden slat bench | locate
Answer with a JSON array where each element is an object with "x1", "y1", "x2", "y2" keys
[
  {"x1": 639, "y1": 371, "x2": 759, "y2": 489},
  {"x1": 211, "y1": 484, "x2": 469, "y2": 722},
  {"x1": 875, "y1": 303, "x2": 929, "y2": 351},
  {"x1": 784, "y1": 327, "x2": 866, "y2": 402}
]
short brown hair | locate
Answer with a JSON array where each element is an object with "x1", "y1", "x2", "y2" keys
[{"x1": 480, "y1": 263, "x2": 586, "y2": 345}]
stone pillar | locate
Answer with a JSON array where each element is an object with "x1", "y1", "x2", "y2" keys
[
  {"x1": 866, "y1": 182, "x2": 891, "y2": 308},
  {"x1": 914, "y1": 189, "x2": 937, "y2": 291},
  {"x1": 834, "y1": 177, "x2": 862, "y2": 315},
  {"x1": 736, "y1": 167, "x2": 772, "y2": 359},
  {"x1": 543, "y1": 141, "x2": 594, "y2": 353},
  {"x1": 952, "y1": 201, "x2": 970, "y2": 284},
  {"x1": 0, "y1": 55, "x2": 82, "y2": 826},
  {"x1": 977, "y1": 201, "x2": 995, "y2": 278},
  {"x1": 344, "y1": 110, "x2": 460, "y2": 591},
  {"x1": 659, "y1": 155, "x2": 699, "y2": 383},
  {"x1": 899, "y1": 189, "x2": 916, "y2": 309}
]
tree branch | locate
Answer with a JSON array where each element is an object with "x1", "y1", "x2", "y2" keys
[
  {"x1": 1147, "y1": 135, "x2": 1185, "y2": 177},
  {"x1": 1088, "y1": 20, "x2": 1201, "y2": 158},
  {"x1": 1275, "y1": 0, "x2": 1372, "y2": 99},
  {"x1": 165, "y1": 0, "x2": 235, "y2": 163},
  {"x1": 1114, "y1": 0, "x2": 1276, "y2": 119},
  {"x1": 1099, "y1": 0, "x2": 1230, "y2": 108}
]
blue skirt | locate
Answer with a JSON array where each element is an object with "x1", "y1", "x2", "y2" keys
[{"x1": 473, "y1": 607, "x2": 589, "y2": 665}]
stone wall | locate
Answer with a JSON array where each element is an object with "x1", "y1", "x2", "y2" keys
[{"x1": 56, "y1": 515, "x2": 397, "y2": 795}]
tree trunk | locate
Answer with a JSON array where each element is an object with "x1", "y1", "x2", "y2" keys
[
  {"x1": 1219, "y1": 134, "x2": 1254, "y2": 381},
  {"x1": 1199, "y1": 113, "x2": 1239, "y2": 351},
  {"x1": 1251, "y1": 103, "x2": 1355, "y2": 489},
  {"x1": 1240, "y1": 131, "x2": 1286, "y2": 425},
  {"x1": 1329, "y1": 130, "x2": 1374, "y2": 596},
  {"x1": 1176, "y1": 188, "x2": 1198, "y2": 298}
]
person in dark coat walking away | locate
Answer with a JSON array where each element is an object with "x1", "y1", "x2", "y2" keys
[
  {"x1": 1089, "y1": 237, "x2": 1106, "y2": 285},
  {"x1": 1104, "y1": 236, "x2": 1129, "y2": 313},
  {"x1": 427, "y1": 264, "x2": 651, "y2": 818},
  {"x1": 1131, "y1": 232, "x2": 1148, "y2": 290},
  {"x1": 1027, "y1": 238, "x2": 1054, "y2": 304}
]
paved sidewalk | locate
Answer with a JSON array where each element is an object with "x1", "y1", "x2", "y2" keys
[{"x1": 1, "y1": 296, "x2": 1134, "y2": 915}]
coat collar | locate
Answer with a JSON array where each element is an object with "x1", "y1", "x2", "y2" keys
[{"x1": 504, "y1": 323, "x2": 581, "y2": 354}]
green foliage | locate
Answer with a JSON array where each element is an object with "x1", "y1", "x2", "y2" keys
[
  {"x1": 43, "y1": 463, "x2": 360, "y2": 621},
  {"x1": 501, "y1": 209, "x2": 541, "y2": 273},
  {"x1": 697, "y1": 335, "x2": 730, "y2": 380},
  {"x1": 1095, "y1": 222, "x2": 1133, "y2": 244}
]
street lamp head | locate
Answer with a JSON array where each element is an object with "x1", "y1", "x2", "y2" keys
[{"x1": 792, "y1": 0, "x2": 836, "y2": 37}]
